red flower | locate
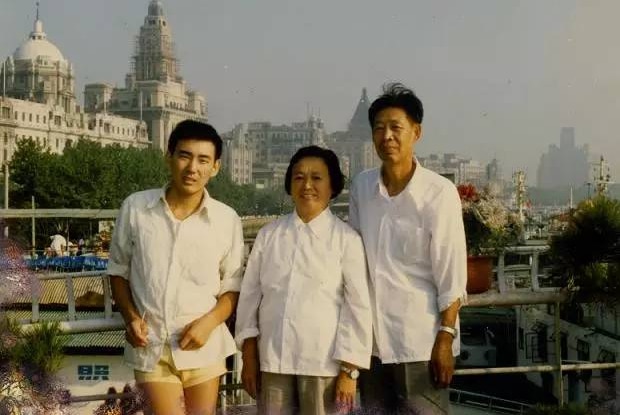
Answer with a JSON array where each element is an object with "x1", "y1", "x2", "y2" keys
[{"x1": 457, "y1": 183, "x2": 479, "y2": 202}]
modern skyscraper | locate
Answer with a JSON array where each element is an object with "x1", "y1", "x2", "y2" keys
[{"x1": 537, "y1": 127, "x2": 589, "y2": 188}]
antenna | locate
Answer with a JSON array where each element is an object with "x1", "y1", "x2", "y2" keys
[{"x1": 36, "y1": 1, "x2": 40, "y2": 20}]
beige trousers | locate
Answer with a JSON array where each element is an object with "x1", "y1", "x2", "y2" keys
[{"x1": 259, "y1": 372, "x2": 337, "y2": 415}]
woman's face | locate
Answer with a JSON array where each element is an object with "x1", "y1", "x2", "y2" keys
[{"x1": 290, "y1": 156, "x2": 333, "y2": 220}]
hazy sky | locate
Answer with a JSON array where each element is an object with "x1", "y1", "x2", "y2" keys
[{"x1": 1, "y1": 0, "x2": 618, "y2": 184}]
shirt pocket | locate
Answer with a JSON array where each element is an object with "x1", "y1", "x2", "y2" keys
[{"x1": 392, "y1": 224, "x2": 430, "y2": 265}]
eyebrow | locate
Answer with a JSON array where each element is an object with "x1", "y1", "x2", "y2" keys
[{"x1": 177, "y1": 150, "x2": 212, "y2": 160}]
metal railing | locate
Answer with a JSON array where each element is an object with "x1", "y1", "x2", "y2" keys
[
  {"x1": 449, "y1": 388, "x2": 533, "y2": 414},
  {"x1": 13, "y1": 243, "x2": 620, "y2": 410}
]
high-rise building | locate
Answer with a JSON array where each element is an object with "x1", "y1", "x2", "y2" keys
[
  {"x1": 84, "y1": 0, "x2": 207, "y2": 152},
  {"x1": 0, "y1": 11, "x2": 149, "y2": 165},
  {"x1": 232, "y1": 117, "x2": 326, "y2": 188},
  {"x1": 418, "y1": 153, "x2": 490, "y2": 188},
  {"x1": 327, "y1": 88, "x2": 380, "y2": 178},
  {"x1": 223, "y1": 124, "x2": 253, "y2": 185},
  {"x1": 537, "y1": 127, "x2": 589, "y2": 188}
]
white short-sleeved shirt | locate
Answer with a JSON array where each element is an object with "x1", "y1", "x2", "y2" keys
[
  {"x1": 235, "y1": 209, "x2": 373, "y2": 376},
  {"x1": 107, "y1": 187, "x2": 244, "y2": 371},
  {"x1": 349, "y1": 165, "x2": 467, "y2": 364}
]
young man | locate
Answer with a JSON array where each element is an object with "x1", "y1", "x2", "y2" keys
[
  {"x1": 108, "y1": 120, "x2": 244, "y2": 415},
  {"x1": 349, "y1": 83, "x2": 467, "y2": 414}
]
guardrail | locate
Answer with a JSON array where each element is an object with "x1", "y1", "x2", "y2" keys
[{"x1": 12, "y1": 244, "x2": 619, "y2": 409}]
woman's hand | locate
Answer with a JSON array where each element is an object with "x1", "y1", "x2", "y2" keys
[{"x1": 335, "y1": 372, "x2": 357, "y2": 413}]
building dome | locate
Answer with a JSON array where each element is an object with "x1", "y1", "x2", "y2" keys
[
  {"x1": 148, "y1": 0, "x2": 164, "y2": 16},
  {"x1": 13, "y1": 20, "x2": 64, "y2": 62}
]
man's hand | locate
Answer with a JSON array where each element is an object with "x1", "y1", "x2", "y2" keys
[
  {"x1": 430, "y1": 332, "x2": 455, "y2": 388},
  {"x1": 335, "y1": 372, "x2": 357, "y2": 413},
  {"x1": 126, "y1": 318, "x2": 148, "y2": 348},
  {"x1": 179, "y1": 314, "x2": 218, "y2": 350},
  {"x1": 241, "y1": 338, "x2": 260, "y2": 399}
]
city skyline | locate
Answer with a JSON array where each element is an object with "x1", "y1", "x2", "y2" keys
[{"x1": 1, "y1": 0, "x2": 619, "y2": 184}]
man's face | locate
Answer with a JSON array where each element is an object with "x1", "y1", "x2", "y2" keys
[
  {"x1": 372, "y1": 107, "x2": 421, "y2": 165},
  {"x1": 167, "y1": 138, "x2": 220, "y2": 197}
]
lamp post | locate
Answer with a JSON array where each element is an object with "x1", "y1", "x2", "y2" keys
[{"x1": 2, "y1": 161, "x2": 8, "y2": 238}]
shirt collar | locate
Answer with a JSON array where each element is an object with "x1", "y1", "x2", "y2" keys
[
  {"x1": 290, "y1": 207, "x2": 334, "y2": 240},
  {"x1": 146, "y1": 184, "x2": 210, "y2": 218},
  {"x1": 373, "y1": 157, "x2": 426, "y2": 199}
]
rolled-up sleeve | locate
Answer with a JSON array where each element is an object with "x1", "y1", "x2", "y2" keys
[
  {"x1": 234, "y1": 230, "x2": 264, "y2": 349},
  {"x1": 429, "y1": 186, "x2": 468, "y2": 311},
  {"x1": 219, "y1": 215, "x2": 244, "y2": 296},
  {"x1": 106, "y1": 197, "x2": 132, "y2": 280},
  {"x1": 332, "y1": 232, "x2": 373, "y2": 369}
]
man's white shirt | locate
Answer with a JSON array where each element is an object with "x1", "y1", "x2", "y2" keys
[
  {"x1": 107, "y1": 187, "x2": 244, "y2": 371},
  {"x1": 235, "y1": 208, "x2": 373, "y2": 376},
  {"x1": 349, "y1": 165, "x2": 467, "y2": 363}
]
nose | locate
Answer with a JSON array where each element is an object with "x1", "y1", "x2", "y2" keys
[
  {"x1": 303, "y1": 177, "x2": 312, "y2": 189},
  {"x1": 186, "y1": 158, "x2": 199, "y2": 173},
  {"x1": 382, "y1": 127, "x2": 394, "y2": 141}
]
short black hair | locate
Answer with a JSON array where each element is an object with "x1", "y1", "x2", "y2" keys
[
  {"x1": 368, "y1": 82, "x2": 424, "y2": 127},
  {"x1": 167, "y1": 119, "x2": 223, "y2": 159},
  {"x1": 284, "y1": 146, "x2": 345, "y2": 199}
]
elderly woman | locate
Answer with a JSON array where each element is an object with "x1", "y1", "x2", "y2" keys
[{"x1": 235, "y1": 146, "x2": 372, "y2": 415}]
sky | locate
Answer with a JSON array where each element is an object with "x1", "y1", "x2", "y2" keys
[{"x1": 1, "y1": 0, "x2": 618, "y2": 184}]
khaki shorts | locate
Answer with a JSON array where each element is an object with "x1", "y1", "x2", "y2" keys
[{"x1": 134, "y1": 343, "x2": 227, "y2": 389}]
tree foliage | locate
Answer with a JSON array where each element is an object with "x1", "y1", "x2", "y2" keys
[
  {"x1": 8, "y1": 137, "x2": 291, "y2": 215},
  {"x1": 9, "y1": 139, "x2": 168, "y2": 209},
  {"x1": 549, "y1": 195, "x2": 620, "y2": 304}
]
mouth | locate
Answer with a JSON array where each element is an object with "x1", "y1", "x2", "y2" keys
[
  {"x1": 182, "y1": 176, "x2": 197, "y2": 184},
  {"x1": 300, "y1": 193, "x2": 317, "y2": 200}
]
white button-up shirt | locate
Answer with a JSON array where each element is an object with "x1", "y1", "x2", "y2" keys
[
  {"x1": 107, "y1": 187, "x2": 244, "y2": 371},
  {"x1": 349, "y1": 166, "x2": 467, "y2": 364},
  {"x1": 235, "y1": 209, "x2": 372, "y2": 376}
]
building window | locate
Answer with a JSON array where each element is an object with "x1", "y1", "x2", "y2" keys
[
  {"x1": 518, "y1": 328, "x2": 524, "y2": 350},
  {"x1": 577, "y1": 339, "x2": 590, "y2": 362},
  {"x1": 560, "y1": 333, "x2": 568, "y2": 360},
  {"x1": 43, "y1": 116, "x2": 46, "y2": 123},
  {"x1": 22, "y1": 113, "x2": 25, "y2": 121},
  {"x1": 29, "y1": 113, "x2": 32, "y2": 122},
  {"x1": 54, "y1": 116, "x2": 61, "y2": 126},
  {"x1": 56, "y1": 138, "x2": 59, "y2": 148},
  {"x1": 36, "y1": 114, "x2": 40, "y2": 123},
  {"x1": 14, "y1": 112, "x2": 18, "y2": 120}
]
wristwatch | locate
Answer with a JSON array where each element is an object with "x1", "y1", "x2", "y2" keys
[
  {"x1": 340, "y1": 366, "x2": 360, "y2": 380},
  {"x1": 438, "y1": 325, "x2": 458, "y2": 338}
]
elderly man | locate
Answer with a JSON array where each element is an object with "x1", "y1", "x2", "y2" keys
[{"x1": 349, "y1": 83, "x2": 467, "y2": 414}]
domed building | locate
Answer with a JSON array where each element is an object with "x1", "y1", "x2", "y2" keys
[
  {"x1": 4, "y1": 16, "x2": 76, "y2": 113},
  {"x1": 0, "y1": 9, "x2": 149, "y2": 165}
]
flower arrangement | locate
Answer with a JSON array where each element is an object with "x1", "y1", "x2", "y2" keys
[{"x1": 457, "y1": 183, "x2": 522, "y2": 256}]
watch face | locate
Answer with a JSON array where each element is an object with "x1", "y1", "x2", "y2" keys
[{"x1": 350, "y1": 369, "x2": 360, "y2": 380}]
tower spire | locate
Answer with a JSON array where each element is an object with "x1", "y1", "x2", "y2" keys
[{"x1": 36, "y1": 1, "x2": 40, "y2": 21}]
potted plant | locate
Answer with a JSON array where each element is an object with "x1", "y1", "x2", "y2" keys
[
  {"x1": 457, "y1": 183, "x2": 523, "y2": 293},
  {"x1": 549, "y1": 195, "x2": 620, "y2": 305}
]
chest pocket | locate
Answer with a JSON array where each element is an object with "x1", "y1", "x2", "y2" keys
[{"x1": 391, "y1": 220, "x2": 430, "y2": 265}]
